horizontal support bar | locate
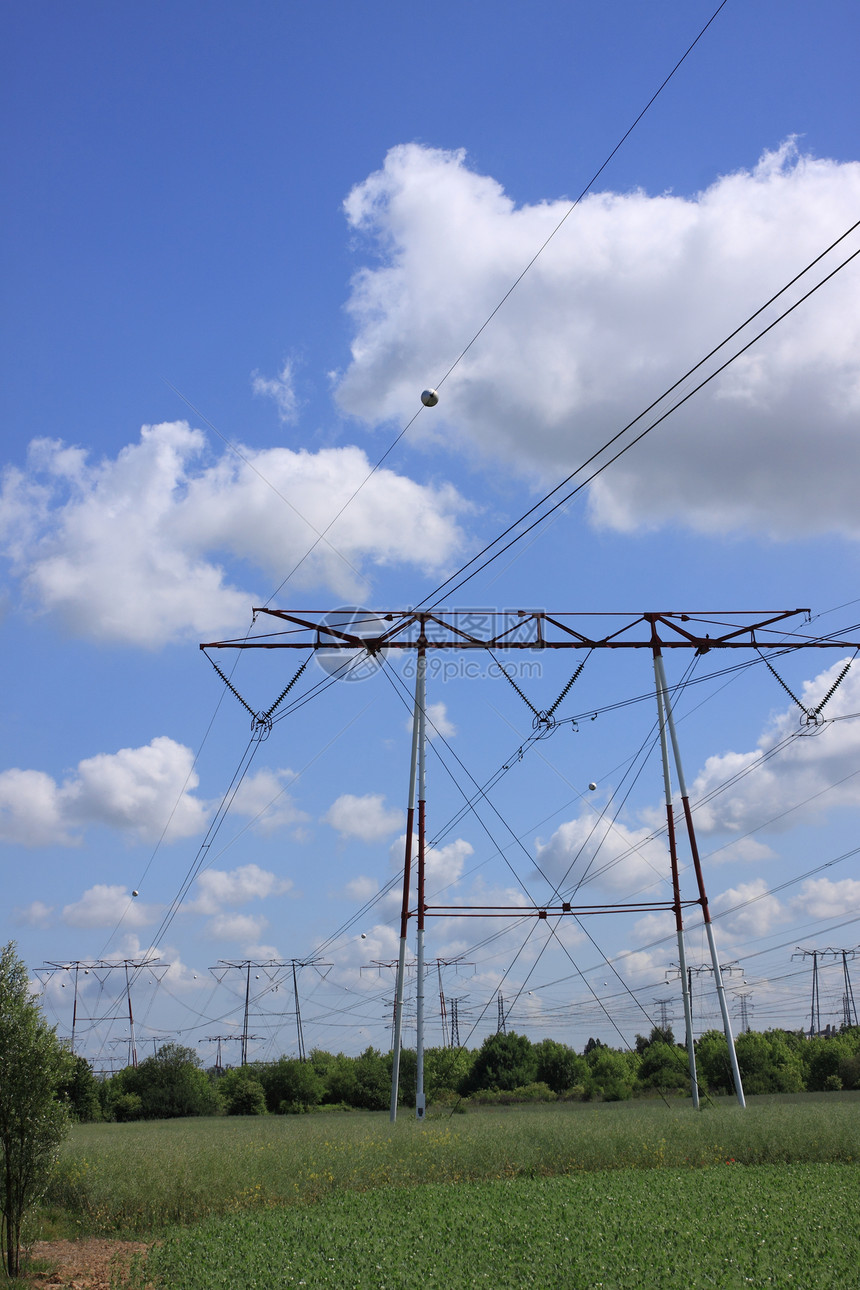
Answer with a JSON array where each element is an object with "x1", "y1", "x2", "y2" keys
[
  {"x1": 420, "y1": 900, "x2": 699, "y2": 917},
  {"x1": 201, "y1": 608, "x2": 860, "y2": 653}
]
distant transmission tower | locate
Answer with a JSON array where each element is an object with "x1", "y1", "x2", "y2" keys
[
  {"x1": 666, "y1": 962, "x2": 743, "y2": 1042},
  {"x1": 200, "y1": 1035, "x2": 247, "y2": 1072},
  {"x1": 37, "y1": 957, "x2": 168, "y2": 1064},
  {"x1": 450, "y1": 998, "x2": 461, "y2": 1048},
  {"x1": 211, "y1": 958, "x2": 326, "y2": 1064},
  {"x1": 734, "y1": 990, "x2": 754, "y2": 1033},
  {"x1": 497, "y1": 992, "x2": 506, "y2": 1034},
  {"x1": 825, "y1": 949, "x2": 858, "y2": 1029},
  {"x1": 652, "y1": 998, "x2": 674, "y2": 1032},
  {"x1": 793, "y1": 948, "x2": 823, "y2": 1036}
]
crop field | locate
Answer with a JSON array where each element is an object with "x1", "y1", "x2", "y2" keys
[
  {"x1": 127, "y1": 1164, "x2": 858, "y2": 1290},
  {"x1": 37, "y1": 1094, "x2": 860, "y2": 1289}
]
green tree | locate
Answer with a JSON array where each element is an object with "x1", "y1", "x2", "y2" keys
[
  {"x1": 735, "y1": 1031, "x2": 804, "y2": 1095},
  {"x1": 110, "y1": 1091, "x2": 144, "y2": 1122},
  {"x1": 218, "y1": 1069, "x2": 267, "y2": 1115},
  {"x1": 636, "y1": 1041, "x2": 689, "y2": 1094},
  {"x1": 838, "y1": 1052, "x2": 860, "y2": 1090},
  {"x1": 57, "y1": 1054, "x2": 101, "y2": 1122},
  {"x1": 259, "y1": 1057, "x2": 323, "y2": 1113},
  {"x1": 0, "y1": 943, "x2": 71, "y2": 1278},
  {"x1": 423, "y1": 1046, "x2": 475, "y2": 1103},
  {"x1": 112, "y1": 1043, "x2": 219, "y2": 1119},
  {"x1": 317, "y1": 1052, "x2": 359, "y2": 1106},
  {"x1": 534, "y1": 1038, "x2": 588, "y2": 1093},
  {"x1": 695, "y1": 1030, "x2": 731, "y2": 1093},
  {"x1": 352, "y1": 1048, "x2": 392, "y2": 1110},
  {"x1": 461, "y1": 1032, "x2": 538, "y2": 1094},
  {"x1": 803, "y1": 1034, "x2": 853, "y2": 1091},
  {"x1": 635, "y1": 1026, "x2": 676, "y2": 1054},
  {"x1": 584, "y1": 1045, "x2": 637, "y2": 1101}
]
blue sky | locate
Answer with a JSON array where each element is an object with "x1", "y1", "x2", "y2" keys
[{"x1": 2, "y1": 0, "x2": 860, "y2": 1069}]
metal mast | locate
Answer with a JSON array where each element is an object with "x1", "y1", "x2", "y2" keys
[
  {"x1": 201, "y1": 606, "x2": 860, "y2": 1114},
  {"x1": 390, "y1": 645, "x2": 425, "y2": 1121}
]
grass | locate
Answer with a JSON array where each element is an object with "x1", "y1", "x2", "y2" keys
[
  {"x1": 38, "y1": 1092, "x2": 860, "y2": 1239},
  {"x1": 126, "y1": 1163, "x2": 860, "y2": 1290}
]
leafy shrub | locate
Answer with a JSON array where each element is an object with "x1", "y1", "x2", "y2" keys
[
  {"x1": 58, "y1": 1054, "x2": 102, "y2": 1122},
  {"x1": 259, "y1": 1058, "x2": 323, "y2": 1113},
  {"x1": 351, "y1": 1048, "x2": 392, "y2": 1111},
  {"x1": 636, "y1": 1041, "x2": 689, "y2": 1093},
  {"x1": 804, "y1": 1035, "x2": 852, "y2": 1091},
  {"x1": 534, "y1": 1039, "x2": 588, "y2": 1094},
  {"x1": 105, "y1": 1044, "x2": 220, "y2": 1120},
  {"x1": 584, "y1": 1045, "x2": 636, "y2": 1101},
  {"x1": 471, "y1": 1082, "x2": 556, "y2": 1106},
  {"x1": 110, "y1": 1092, "x2": 143, "y2": 1122},
  {"x1": 219, "y1": 1071, "x2": 267, "y2": 1116},
  {"x1": 0, "y1": 942, "x2": 72, "y2": 1277},
  {"x1": 461, "y1": 1032, "x2": 538, "y2": 1095},
  {"x1": 838, "y1": 1052, "x2": 860, "y2": 1090}
]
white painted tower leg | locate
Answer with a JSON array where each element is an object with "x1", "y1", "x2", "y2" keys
[
  {"x1": 389, "y1": 653, "x2": 424, "y2": 1122},
  {"x1": 415, "y1": 652, "x2": 427, "y2": 1121},
  {"x1": 653, "y1": 654, "x2": 700, "y2": 1109},
  {"x1": 653, "y1": 652, "x2": 746, "y2": 1108}
]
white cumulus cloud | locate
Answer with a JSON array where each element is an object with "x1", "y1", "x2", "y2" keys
[
  {"x1": 190, "y1": 863, "x2": 293, "y2": 916},
  {"x1": 251, "y1": 358, "x2": 300, "y2": 423},
  {"x1": 689, "y1": 658, "x2": 860, "y2": 839},
  {"x1": 13, "y1": 900, "x2": 55, "y2": 928},
  {"x1": 0, "y1": 422, "x2": 471, "y2": 646},
  {"x1": 324, "y1": 792, "x2": 405, "y2": 842},
  {"x1": 712, "y1": 877, "x2": 787, "y2": 939},
  {"x1": 536, "y1": 814, "x2": 668, "y2": 896},
  {"x1": 229, "y1": 768, "x2": 309, "y2": 835},
  {"x1": 336, "y1": 140, "x2": 860, "y2": 540},
  {"x1": 791, "y1": 876, "x2": 860, "y2": 922},
  {"x1": 0, "y1": 736, "x2": 208, "y2": 846},
  {"x1": 206, "y1": 911, "x2": 270, "y2": 944},
  {"x1": 61, "y1": 884, "x2": 159, "y2": 929},
  {"x1": 404, "y1": 701, "x2": 457, "y2": 740}
]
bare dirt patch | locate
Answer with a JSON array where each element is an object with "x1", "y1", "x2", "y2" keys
[{"x1": 25, "y1": 1239, "x2": 150, "y2": 1290}]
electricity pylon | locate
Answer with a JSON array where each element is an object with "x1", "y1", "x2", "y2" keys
[
  {"x1": 202, "y1": 606, "x2": 860, "y2": 1115},
  {"x1": 37, "y1": 957, "x2": 168, "y2": 1063}
]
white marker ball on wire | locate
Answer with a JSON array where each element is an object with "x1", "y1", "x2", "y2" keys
[
  {"x1": 132, "y1": 889, "x2": 139, "y2": 897},
  {"x1": 421, "y1": 388, "x2": 439, "y2": 407},
  {"x1": 588, "y1": 782, "x2": 597, "y2": 792}
]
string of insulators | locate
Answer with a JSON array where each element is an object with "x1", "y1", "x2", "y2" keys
[
  {"x1": 547, "y1": 653, "x2": 591, "y2": 718},
  {"x1": 758, "y1": 648, "x2": 858, "y2": 724}
]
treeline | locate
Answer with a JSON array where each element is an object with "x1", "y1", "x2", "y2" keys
[{"x1": 65, "y1": 1026, "x2": 860, "y2": 1122}]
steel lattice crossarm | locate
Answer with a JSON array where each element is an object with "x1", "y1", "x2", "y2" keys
[
  {"x1": 198, "y1": 605, "x2": 860, "y2": 1120},
  {"x1": 201, "y1": 607, "x2": 860, "y2": 654},
  {"x1": 423, "y1": 899, "x2": 702, "y2": 919}
]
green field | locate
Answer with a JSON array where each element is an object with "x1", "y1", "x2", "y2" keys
[
  {"x1": 36, "y1": 1095, "x2": 860, "y2": 1288},
  {"x1": 129, "y1": 1164, "x2": 859, "y2": 1290}
]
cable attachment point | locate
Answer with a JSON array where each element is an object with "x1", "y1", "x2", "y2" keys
[
  {"x1": 252, "y1": 713, "x2": 273, "y2": 741},
  {"x1": 532, "y1": 710, "x2": 558, "y2": 738},
  {"x1": 759, "y1": 647, "x2": 857, "y2": 730}
]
